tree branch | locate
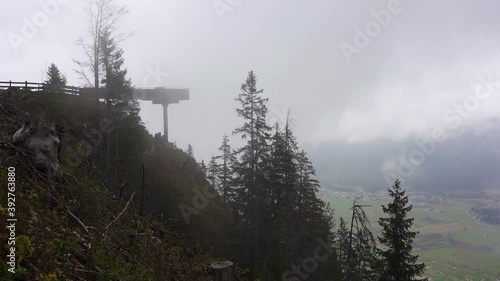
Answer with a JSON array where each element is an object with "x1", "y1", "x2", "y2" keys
[
  {"x1": 105, "y1": 191, "x2": 137, "y2": 229},
  {"x1": 68, "y1": 209, "x2": 90, "y2": 234}
]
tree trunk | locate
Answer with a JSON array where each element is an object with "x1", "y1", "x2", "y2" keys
[{"x1": 210, "y1": 261, "x2": 238, "y2": 281}]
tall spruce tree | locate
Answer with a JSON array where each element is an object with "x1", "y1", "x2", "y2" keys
[
  {"x1": 296, "y1": 149, "x2": 322, "y2": 213},
  {"x1": 268, "y1": 121, "x2": 299, "y2": 267},
  {"x1": 232, "y1": 71, "x2": 272, "y2": 280},
  {"x1": 99, "y1": 29, "x2": 146, "y2": 193},
  {"x1": 293, "y1": 150, "x2": 335, "y2": 279},
  {"x1": 377, "y1": 179, "x2": 427, "y2": 281},
  {"x1": 295, "y1": 149, "x2": 333, "y2": 244},
  {"x1": 100, "y1": 30, "x2": 134, "y2": 108},
  {"x1": 45, "y1": 63, "x2": 67, "y2": 93},
  {"x1": 222, "y1": 72, "x2": 338, "y2": 280},
  {"x1": 270, "y1": 119, "x2": 336, "y2": 279}
]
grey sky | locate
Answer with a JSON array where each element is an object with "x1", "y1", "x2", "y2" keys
[{"x1": 2, "y1": 0, "x2": 500, "y2": 166}]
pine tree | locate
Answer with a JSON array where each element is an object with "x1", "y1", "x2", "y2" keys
[
  {"x1": 199, "y1": 160, "x2": 207, "y2": 176},
  {"x1": 186, "y1": 144, "x2": 194, "y2": 159},
  {"x1": 100, "y1": 30, "x2": 135, "y2": 109},
  {"x1": 336, "y1": 217, "x2": 350, "y2": 280},
  {"x1": 268, "y1": 122, "x2": 298, "y2": 266},
  {"x1": 377, "y1": 179, "x2": 427, "y2": 281},
  {"x1": 295, "y1": 149, "x2": 333, "y2": 239},
  {"x1": 296, "y1": 149, "x2": 322, "y2": 214},
  {"x1": 44, "y1": 63, "x2": 67, "y2": 93},
  {"x1": 207, "y1": 155, "x2": 219, "y2": 189},
  {"x1": 294, "y1": 152, "x2": 335, "y2": 278},
  {"x1": 216, "y1": 134, "x2": 236, "y2": 204},
  {"x1": 220, "y1": 72, "x2": 338, "y2": 279},
  {"x1": 268, "y1": 123, "x2": 288, "y2": 219},
  {"x1": 232, "y1": 71, "x2": 272, "y2": 279},
  {"x1": 99, "y1": 29, "x2": 146, "y2": 193},
  {"x1": 269, "y1": 118, "x2": 336, "y2": 278}
]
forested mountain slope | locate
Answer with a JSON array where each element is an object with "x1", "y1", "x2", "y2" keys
[{"x1": 0, "y1": 90, "x2": 236, "y2": 280}]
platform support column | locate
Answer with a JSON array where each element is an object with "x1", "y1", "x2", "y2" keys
[{"x1": 162, "y1": 103, "x2": 169, "y2": 143}]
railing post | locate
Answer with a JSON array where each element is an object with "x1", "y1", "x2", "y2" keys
[
  {"x1": 25, "y1": 81, "x2": 28, "y2": 89},
  {"x1": 9, "y1": 80, "x2": 11, "y2": 87}
]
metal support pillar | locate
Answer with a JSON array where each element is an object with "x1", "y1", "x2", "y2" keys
[{"x1": 162, "y1": 103, "x2": 169, "y2": 142}]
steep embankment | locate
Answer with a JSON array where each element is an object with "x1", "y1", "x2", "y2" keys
[{"x1": 0, "y1": 90, "x2": 237, "y2": 281}]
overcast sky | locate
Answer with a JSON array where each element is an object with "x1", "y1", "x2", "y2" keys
[{"x1": 2, "y1": 0, "x2": 500, "y2": 164}]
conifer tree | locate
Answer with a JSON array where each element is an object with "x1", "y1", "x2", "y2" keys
[
  {"x1": 377, "y1": 179, "x2": 427, "y2": 281},
  {"x1": 100, "y1": 30, "x2": 136, "y2": 111},
  {"x1": 336, "y1": 217, "x2": 350, "y2": 280},
  {"x1": 268, "y1": 123, "x2": 287, "y2": 218},
  {"x1": 268, "y1": 122, "x2": 298, "y2": 265},
  {"x1": 45, "y1": 63, "x2": 67, "y2": 93},
  {"x1": 296, "y1": 149, "x2": 321, "y2": 212},
  {"x1": 220, "y1": 72, "x2": 339, "y2": 280},
  {"x1": 216, "y1": 134, "x2": 236, "y2": 204},
  {"x1": 232, "y1": 71, "x2": 272, "y2": 279},
  {"x1": 199, "y1": 160, "x2": 207, "y2": 176},
  {"x1": 295, "y1": 149, "x2": 333, "y2": 241},
  {"x1": 270, "y1": 118, "x2": 336, "y2": 277},
  {"x1": 99, "y1": 29, "x2": 146, "y2": 192},
  {"x1": 186, "y1": 144, "x2": 194, "y2": 159},
  {"x1": 207, "y1": 155, "x2": 219, "y2": 189}
]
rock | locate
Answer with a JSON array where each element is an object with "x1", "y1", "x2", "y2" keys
[{"x1": 12, "y1": 121, "x2": 63, "y2": 179}]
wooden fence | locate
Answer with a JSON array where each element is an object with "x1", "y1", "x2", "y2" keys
[{"x1": 0, "y1": 81, "x2": 81, "y2": 95}]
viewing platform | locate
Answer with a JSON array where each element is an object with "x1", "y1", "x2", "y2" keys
[{"x1": 0, "y1": 81, "x2": 189, "y2": 142}]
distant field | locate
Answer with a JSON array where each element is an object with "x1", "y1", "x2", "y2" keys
[{"x1": 321, "y1": 195, "x2": 500, "y2": 281}]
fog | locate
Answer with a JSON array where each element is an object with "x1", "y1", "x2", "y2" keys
[{"x1": 2, "y1": 0, "x2": 500, "y2": 190}]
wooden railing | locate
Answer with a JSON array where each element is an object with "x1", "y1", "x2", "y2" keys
[
  {"x1": 0, "y1": 81, "x2": 190, "y2": 102},
  {"x1": 0, "y1": 81, "x2": 81, "y2": 95}
]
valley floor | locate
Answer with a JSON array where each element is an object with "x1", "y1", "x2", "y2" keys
[{"x1": 321, "y1": 190, "x2": 500, "y2": 281}]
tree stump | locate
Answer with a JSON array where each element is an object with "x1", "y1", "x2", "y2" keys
[{"x1": 210, "y1": 261, "x2": 238, "y2": 281}]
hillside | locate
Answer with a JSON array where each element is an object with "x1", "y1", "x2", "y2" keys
[{"x1": 0, "y1": 90, "x2": 239, "y2": 281}]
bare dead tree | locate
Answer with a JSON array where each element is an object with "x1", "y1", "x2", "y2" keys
[
  {"x1": 72, "y1": 0, "x2": 129, "y2": 128},
  {"x1": 346, "y1": 197, "x2": 377, "y2": 280}
]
